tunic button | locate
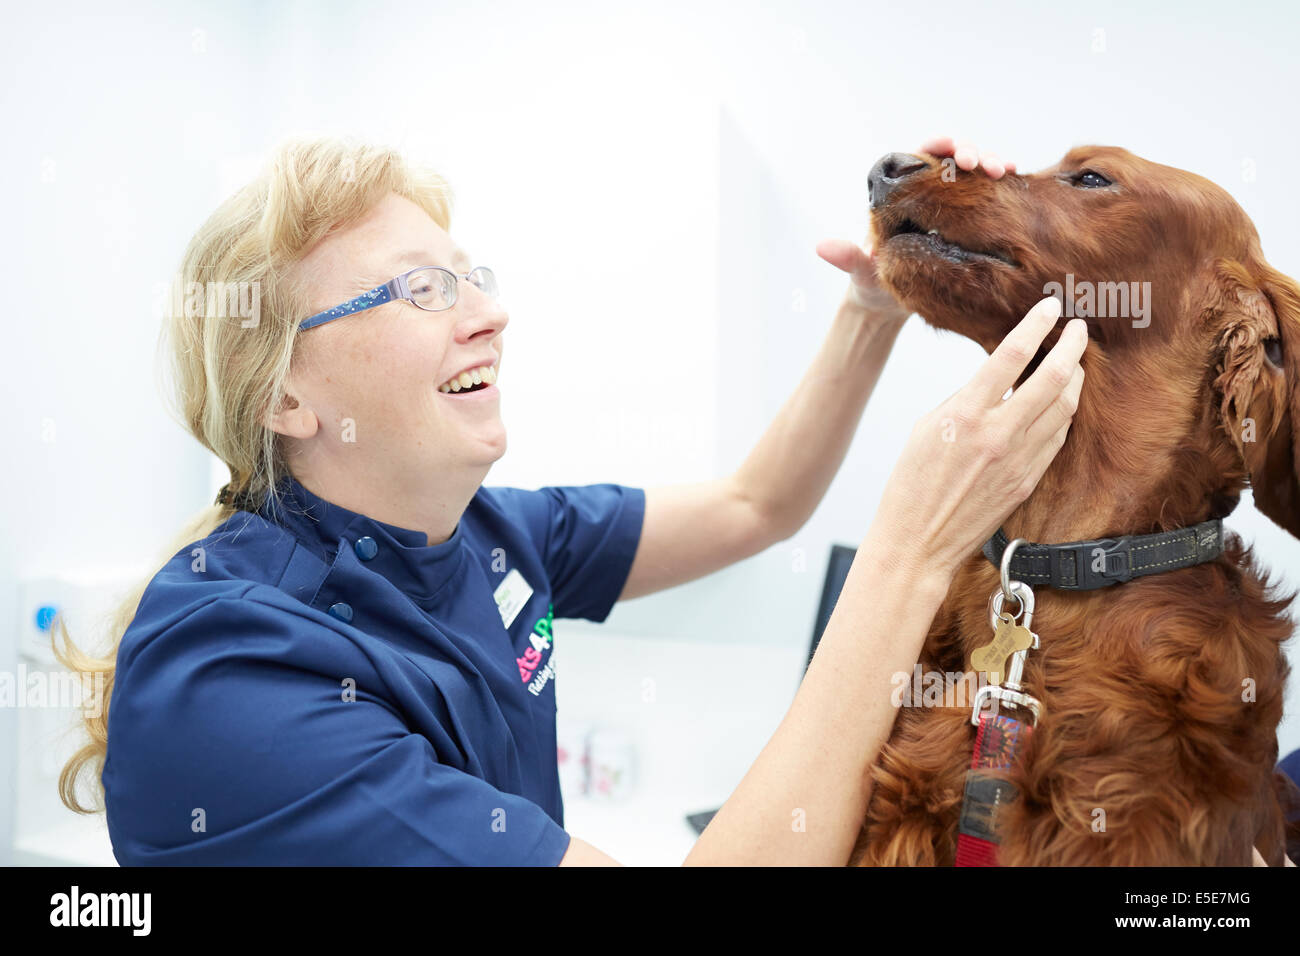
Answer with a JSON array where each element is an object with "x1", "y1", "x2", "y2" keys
[
  {"x1": 354, "y1": 536, "x2": 379, "y2": 561},
  {"x1": 328, "y1": 602, "x2": 354, "y2": 623}
]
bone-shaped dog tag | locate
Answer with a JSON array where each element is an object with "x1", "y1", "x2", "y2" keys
[{"x1": 970, "y1": 611, "x2": 1034, "y2": 685}]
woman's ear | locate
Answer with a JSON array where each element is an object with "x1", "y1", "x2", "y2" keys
[
  {"x1": 265, "y1": 389, "x2": 319, "y2": 440},
  {"x1": 1211, "y1": 261, "x2": 1300, "y2": 537}
]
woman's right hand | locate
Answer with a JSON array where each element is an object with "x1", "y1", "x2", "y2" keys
[{"x1": 870, "y1": 296, "x2": 1086, "y2": 583}]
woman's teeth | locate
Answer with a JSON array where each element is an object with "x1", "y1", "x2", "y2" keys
[{"x1": 438, "y1": 365, "x2": 498, "y2": 393}]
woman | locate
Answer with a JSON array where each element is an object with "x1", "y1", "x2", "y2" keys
[{"x1": 57, "y1": 135, "x2": 1086, "y2": 865}]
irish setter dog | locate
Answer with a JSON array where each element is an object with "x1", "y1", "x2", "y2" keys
[{"x1": 852, "y1": 146, "x2": 1300, "y2": 866}]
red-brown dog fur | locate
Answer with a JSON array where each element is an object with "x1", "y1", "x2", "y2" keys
[{"x1": 852, "y1": 147, "x2": 1300, "y2": 866}]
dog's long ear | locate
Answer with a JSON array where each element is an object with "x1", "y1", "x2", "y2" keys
[{"x1": 1210, "y1": 260, "x2": 1300, "y2": 537}]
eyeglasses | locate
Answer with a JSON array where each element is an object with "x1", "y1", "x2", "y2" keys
[{"x1": 299, "y1": 265, "x2": 499, "y2": 331}]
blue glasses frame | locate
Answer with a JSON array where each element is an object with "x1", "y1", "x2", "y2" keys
[{"x1": 299, "y1": 265, "x2": 497, "y2": 331}]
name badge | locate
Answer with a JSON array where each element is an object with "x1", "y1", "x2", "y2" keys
[{"x1": 493, "y1": 568, "x2": 533, "y2": 629}]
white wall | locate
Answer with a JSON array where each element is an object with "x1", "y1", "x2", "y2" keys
[{"x1": 3, "y1": 0, "x2": 1299, "y2": 863}]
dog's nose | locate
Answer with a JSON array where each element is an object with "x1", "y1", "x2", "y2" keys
[{"x1": 868, "y1": 152, "x2": 929, "y2": 210}]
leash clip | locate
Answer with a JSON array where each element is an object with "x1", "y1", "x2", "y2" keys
[
  {"x1": 972, "y1": 580, "x2": 1043, "y2": 728},
  {"x1": 971, "y1": 686, "x2": 1042, "y2": 727}
]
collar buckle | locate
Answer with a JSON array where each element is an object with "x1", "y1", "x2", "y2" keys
[{"x1": 1087, "y1": 536, "x2": 1133, "y2": 586}]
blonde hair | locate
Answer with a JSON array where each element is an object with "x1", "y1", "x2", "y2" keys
[{"x1": 54, "y1": 136, "x2": 454, "y2": 812}]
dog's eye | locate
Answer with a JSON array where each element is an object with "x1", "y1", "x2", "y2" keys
[
  {"x1": 1264, "y1": 336, "x2": 1283, "y2": 367},
  {"x1": 1075, "y1": 170, "x2": 1113, "y2": 189},
  {"x1": 1077, "y1": 171, "x2": 1112, "y2": 188}
]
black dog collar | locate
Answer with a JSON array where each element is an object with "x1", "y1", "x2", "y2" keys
[{"x1": 982, "y1": 520, "x2": 1226, "y2": 591}]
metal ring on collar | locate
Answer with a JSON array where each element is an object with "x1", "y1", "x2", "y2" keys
[
  {"x1": 989, "y1": 580, "x2": 1033, "y2": 634},
  {"x1": 1000, "y1": 537, "x2": 1027, "y2": 603}
]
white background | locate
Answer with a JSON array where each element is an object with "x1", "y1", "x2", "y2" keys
[{"x1": 2, "y1": 0, "x2": 1298, "y2": 864}]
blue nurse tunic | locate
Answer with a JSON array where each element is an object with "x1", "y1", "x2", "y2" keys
[{"x1": 103, "y1": 475, "x2": 645, "y2": 865}]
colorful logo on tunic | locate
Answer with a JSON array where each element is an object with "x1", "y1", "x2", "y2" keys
[{"x1": 517, "y1": 604, "x2": 556, "y2": 697}]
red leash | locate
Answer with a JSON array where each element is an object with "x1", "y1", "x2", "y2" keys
[{"x1": 954, "y1": 711, "x2": 1033, "y2": 866}]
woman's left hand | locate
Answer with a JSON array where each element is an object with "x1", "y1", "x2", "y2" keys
[
  {"x1": 815, "y1": 238, "x2": 908, "y2": 320},
  {"x1": 818, "y1": 136, "x2": 1014, "y2": 322}
]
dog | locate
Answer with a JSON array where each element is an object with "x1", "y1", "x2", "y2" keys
[{"x1": 852, "y1": 146, "x2": 1300, "y2": 866}]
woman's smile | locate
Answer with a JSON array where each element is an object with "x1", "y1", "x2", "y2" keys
[{"x1": 437, "y1": 361, "x2": 499, "y2": 394}]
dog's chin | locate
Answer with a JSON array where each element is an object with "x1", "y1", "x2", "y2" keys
[{"x1": 876, "y1": 249, "x2": 1026, "y2": 354}]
